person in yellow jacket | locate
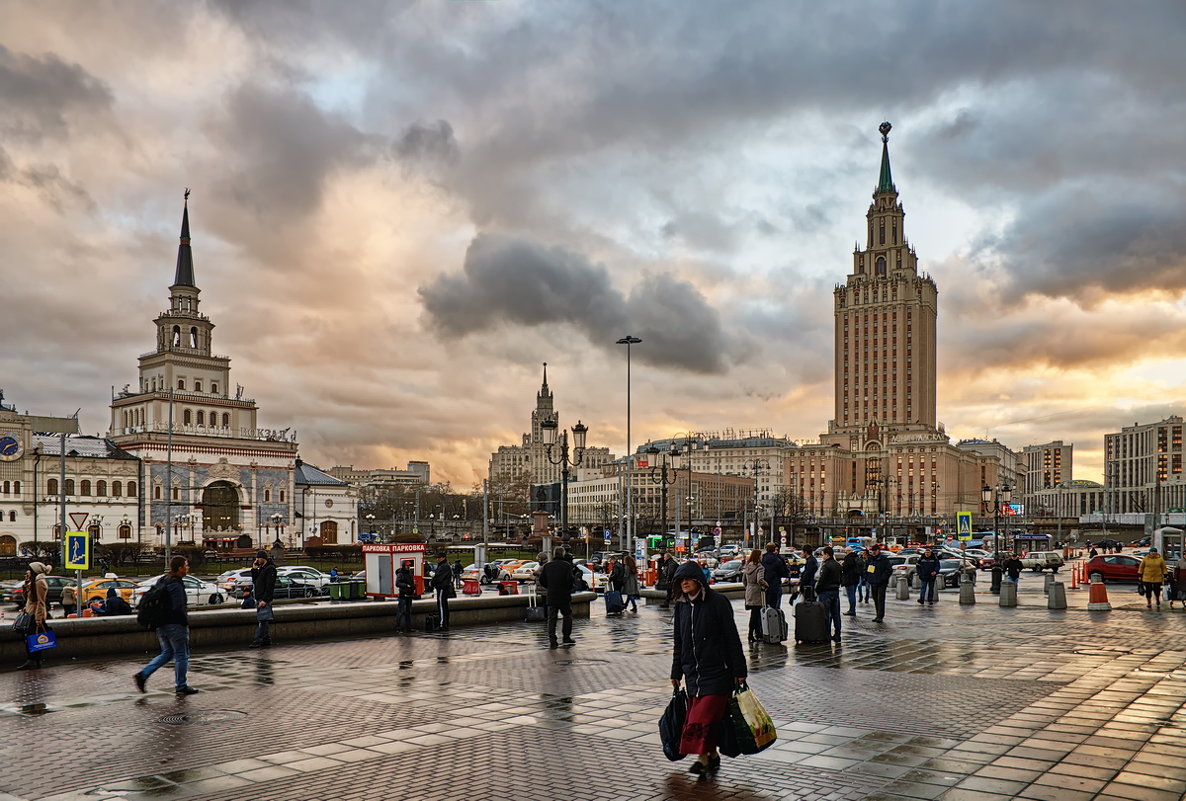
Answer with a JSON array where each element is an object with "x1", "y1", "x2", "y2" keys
[{"x1": 1138, "y1": 548, "x2": 1168, "y2": 609}]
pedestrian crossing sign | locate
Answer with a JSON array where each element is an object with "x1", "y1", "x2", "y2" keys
[
  {"x1": 956, "y1": 512, "x2": 973, "y2": 541},
  {"x1": 65, "y1": 531, "x2": 90, "y2": 570}
]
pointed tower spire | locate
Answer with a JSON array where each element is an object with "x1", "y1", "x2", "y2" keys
[
  {"x1": 876, "y1": 121, "x2": 895, "y2": 194},
  {"x1": 173, "y1": 188, "x2": 196, "y2": 288},
  {"x1": 541, "y1": 362, "x2": 548, "y2": 389}
]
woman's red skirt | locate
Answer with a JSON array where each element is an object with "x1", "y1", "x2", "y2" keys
[{"x1": 679, "y1": 693, "x2": 729, "y2": 755}]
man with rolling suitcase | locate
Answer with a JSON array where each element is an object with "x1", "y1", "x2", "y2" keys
[{"x1": 814, "y1": 546, "x2": 842, "y2": 643}]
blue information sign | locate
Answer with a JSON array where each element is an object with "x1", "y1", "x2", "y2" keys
[{"x1": 65, "y1": 531, "x2": 90, "y2": 570}]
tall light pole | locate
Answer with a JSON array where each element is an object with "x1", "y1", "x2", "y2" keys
[
  {"x1": 541, "y1": 415, "x2": 588, "y2": 554},
  {"x1": 741, "y1": 457, "x2": 770, "y2": 548},
  {"x1": 616, "y1": 335, "x2": 642, "y2": 556},
  {"x1": 647, "y1": 444, "x2": 681, "y2": 549},
  {"x1": 982, "y1": 482, "x2": 1013, "y2": 552}
]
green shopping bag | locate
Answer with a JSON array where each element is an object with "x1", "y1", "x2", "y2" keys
[{"x1": 719, "y1": 682, "x2": 777, "y2": 756}]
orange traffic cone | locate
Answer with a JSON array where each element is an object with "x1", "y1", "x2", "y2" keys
[{"x1": 1087, "y1": 574, "x2": 1111, "y2": 611}]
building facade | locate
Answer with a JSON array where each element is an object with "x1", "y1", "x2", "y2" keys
[
  {"x1": 1105, "y1": 416, "x2": 1186, "y2": 516},
  {"x1": 107, "y1": 197, "x2": 302, "y2": 547}
]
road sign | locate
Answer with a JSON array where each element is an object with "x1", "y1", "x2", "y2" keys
[
  {"x1": 603, "y1": 528, "x2": 611, "y2": 543},
  {"x1": 65, "y1": 531, "x2": 90, "y2": 570},
  {"x1": 69, "y1": 512, "x2": 89, "y2": 530},
  {"x1": 956, "y1": 511, "x2": 973, "y2": 540}
]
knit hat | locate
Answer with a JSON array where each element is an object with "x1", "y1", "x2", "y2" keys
[
  {"x1": 28, "y1": 561, "x2": 48, "y2": 574},
  {"x1": 256, "y1": 550, "x2": 269, "y2": 559}
]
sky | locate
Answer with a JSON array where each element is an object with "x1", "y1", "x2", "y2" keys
[{"x1": 2, "y1": 1, "x2": 1185, "y2": 489}]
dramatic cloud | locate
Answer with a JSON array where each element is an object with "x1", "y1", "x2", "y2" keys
[{"x1": 0, "y1": 43, "x2": 112, "y2": 140}]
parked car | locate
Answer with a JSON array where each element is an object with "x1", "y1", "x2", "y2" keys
[
  {"x1": 889, "y1": 554, "x2": 922, "y2": 584},
  {"x1": 231, "y1": 574, "x2": 321, "y2": 600},
  {"x1": 216, "y1": 568, "x2": 255, "y2": 594},
  {"x1": 1019, "y1": 551, "x2": 1064, "y2": 573},
  {"x1": 2, "y1": 574, "x2": 76, "y2": 607},
  {"x1": 937, "y1": 559, "x2": 978, "y2": 588},
  {"x1": 80, "y1": 578, "x2": 140, "y2": 603},
  {"x1": 510, "y1": 561, "x2": 541, "y2": 582},
  {"x1": 713, "y1": 559, "x2": 744, "y2": 581},
  {"x1": 132, "y1": 574, "x2": 229, "y2": 607},
  {"x1": 1084, "y1": 554, "x2": 1142, "y2": 584},
  {"x1": 276, "y1": 566, "x2": 332, "y2": 591}
]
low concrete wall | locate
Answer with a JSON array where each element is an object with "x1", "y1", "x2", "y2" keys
[{"x1": 2, "y1": 592, "x2": 594, "y2": 665}]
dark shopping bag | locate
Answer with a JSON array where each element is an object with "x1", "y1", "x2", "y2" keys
[
  {"x1": 658, "y1": 688, "x2": 688, "y2": 761},
  {"x1": 12, "y1": 611, "x2": 34, "y2": 635},
  {"x1": 719, "y1": 683, "x2": 777, "y2": 757},
  {"x1": 26, "y1": 629, "x2": 58, "y2": 653}
]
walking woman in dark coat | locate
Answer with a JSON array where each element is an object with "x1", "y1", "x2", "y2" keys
[{"x1": 670, "y1": 560, "x2": 747, "y2": 775}]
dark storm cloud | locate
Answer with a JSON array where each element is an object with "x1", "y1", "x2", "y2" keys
[
  {"x1": 419, "y1": 234, "x2": 733, "y2": 373},
  {"x1": 394, "y1": 120, "x2": 459, "y2": 165},
  {"x1": 0, "y1": 43, "x2": 112, "y2": 141}
]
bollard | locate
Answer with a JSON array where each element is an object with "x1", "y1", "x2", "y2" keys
[
  {"x1": 1043, "y1": 573, "x2": 1054, "y2": 595},
  {"x1": 959, "y1": 576, "x2": 976, "y2": 605},
  {"x1": 1048, "y1": 582, "x2": 1067, "y2": 609},
  {"x1": 999, "y1": 580, "x2": 1018, "y2": 608},
  {"x1": 990, "y1": 566, "x2": 1003, "y2": 595},
  {"x1": 1086, "y1": 575, "x2": 1111, "y2": 611},
  {"x1": 1070, "y1": 564, "x2": 1080, "y2": 590},
  {"x1": 896, "y1": 574, "x2": 910, "y2": 600}
]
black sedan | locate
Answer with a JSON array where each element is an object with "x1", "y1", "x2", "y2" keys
[
  {"x1": 231, "y1": 575, "x2": 322, "y2": 600},
  {"x1": 937, "y1": 559, "x2": 978, "y2": 588}
]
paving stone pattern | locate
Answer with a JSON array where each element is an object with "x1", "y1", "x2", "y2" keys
[{"x1": 2, "y1": 574, "x2": 1186, "y2": 800}]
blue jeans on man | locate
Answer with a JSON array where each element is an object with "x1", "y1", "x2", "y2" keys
[
  {"x1": 817, "y1": 589, "x2": 841, "y2": 641},
  {"x1": 919, "y1": 579, "x2": 937, "y2": 604},
  {"x1": 140, "y1": 623, "x2": 190, "y2": 690},
  {"x1": 254, "y1": 602, "x2": 273, "y2": 645},
  {"x1": 858, "y1": 576, "x2": 870, "y2": 602},
  {"x1": 844, "y1": 584, "x2": 858, "y2": 615}
]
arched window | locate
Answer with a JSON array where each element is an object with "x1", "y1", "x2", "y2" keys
[
  {"x1": 876, "y1": 256, "x2": 886, "y2": 276},
  {"x1": 118, "y1": 524, "x2": 132, "y2": 540},
  {"x1": 194, "y1": 380, "x2": 203, "y2": 393},
  {"x1": 12, "y1": 481, "x2": 19, "y2": 495},
  {"x1": 97, "y1": 480, "x2": 107, "y2": 496},
  {"x1": 178, "y1": 378, "x2": 186, "y2": 391},
  {"x1": 183, "y1": 410, "x2": 192, "y2": 425},
  {"x1": 1, "y1": 481, "x2": 7, "y2": 494},
  {"x1": 81, "y1": 480, "x2": 91, "y2": 496},
  {"x1": 190, "y1": 327, "x2": 198, "y2": 348},
  {"x1": 211, "y1": 383, "x2": 219, "y2": 395},
  {"x1": 151, "y1": 378, "x2": 157, "y2": 392},
  {"x1": 172, "y1": 487, "x2": 179, "y2": 501},
  {"x1": 209, "y1": 410, "x2": 217, "y2": 425},
  {"x1": 222, "y1": 413, "x2": 230, "y2": 427},
  {"x1": 48, "y1": 478, "x2": 59, "y2": 495},
  {"x1": 112, "y1": 481, "x2": 122, "y2": 497},
  {"x1": 264, "y1": 489, "x2": 271, "y2": 503},
  {"x1": 154, "y1": 485, "x2": 161, "y2": 500},
  {"x1": 8, "y1": 511, "x2": 14, "y2": 522},
  {"x1": 127, "y1": 481, "x2": 137, "y2": 496},
  {"x1": 279, "y1": 490, "x2": 286, "y2": 503},
  {"x1": 197, "y1": 411, "x2": 205, "y2": 426},
  {"x1": 172, "y1": 325, "x2": 181, "y2": 347},
  {"x1": 65, "y1": 479, "x2": 75, "y2": 495}
]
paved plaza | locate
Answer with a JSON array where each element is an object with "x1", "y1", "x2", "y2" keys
[{"x1": 3, "y1": 574, "x2": 1186, "y2": 801}]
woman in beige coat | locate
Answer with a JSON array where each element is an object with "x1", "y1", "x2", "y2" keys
[
  {"x1": 18, "y1": 562, "x2": 51, "y2": 669},
  {"x1": 740, "y1": 549, "x2": 767, "y2": 642}
]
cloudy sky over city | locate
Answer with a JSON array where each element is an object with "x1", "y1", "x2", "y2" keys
[{"x1": 2, "y1": 1, "x2": 1184, "y2": 487}]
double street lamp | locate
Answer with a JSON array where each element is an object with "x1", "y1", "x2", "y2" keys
[
  {"x1": 541, "y1": 415, "x2": 588, "y2": 549},
  {"x1": 982, "y1": 482, "x2": 1014, "y2": 552},
  {"x1": 741, "y1": 457, "x2": 771, "y2": 548},
  {"x1": 647, "y1": 443, "x2": 684, "y2": 549}
]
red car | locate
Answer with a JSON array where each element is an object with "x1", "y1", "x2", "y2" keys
[{"x1": 1084, "y1": 554, "x2": 1141, "y2": 583}]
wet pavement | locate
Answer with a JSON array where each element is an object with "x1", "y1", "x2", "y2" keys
[{"x1": 2, "y1": 571, "x2": 1186, "y2": 801}]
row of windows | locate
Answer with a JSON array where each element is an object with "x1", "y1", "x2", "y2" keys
[
  {"x1": 146, "y1": 485, "x2": 285, "y2": 503},
  {"x1": 182, "y1": 410, "x2": 231, "y2": 427},
  {"x1": 47, "y1": 479, "x2": 137, "y2": 497},
  {"x1": 144, "y1": 377, "x2": 220, "y2": 394},
  {"x1": 2, "y1": 481, "x2": 21, "y2": 495}
]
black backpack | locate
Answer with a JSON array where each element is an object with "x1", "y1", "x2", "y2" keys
[{"x1": 136, "y1": 577, "x2": 171, "y2": 629}]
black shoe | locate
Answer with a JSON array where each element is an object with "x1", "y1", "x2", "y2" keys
[
  {"x1": 872, "y1": 617, "x2": 884, "y2": 622},
  {"x1": 548, "y1": 641, "x2": 559, "y2": 649},
  {"x1": 844, "y1": 611, "x2": 856, "y2": 616},
  {"x1": 562, "y1": 637, "x2": 576, "y2": 644},
  {"x1": 689, "y1": 761, "x2": 706, "y2": 775},
  {"x1": 175, "y1": 685, "x2": 200, "y2": 695},
  {"x1": 134, "y1": 673, "x2": 147, "y2": 693},
  {"x1": 248, "y1": 640, "x2": 271, "y2": 648},
  {"x1": 17, "y1": 660, "x2": 38, "y2": 670},
  {"x1": 918, "y1": 599, "x2": 924, "y2": 604},
  {"x1": 832, "y1": 636, "x2": 842, "y2": 642},
  {"x1": 708, "y1": 754, "x2": 721, "y2": 771}
]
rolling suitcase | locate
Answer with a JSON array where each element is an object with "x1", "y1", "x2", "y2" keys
[
  {"x1": 793, "y1": 600, "x2": 830, "y2": 644},
  {"x1": 760, "y1": 606, "x2": 787, "y2": 644},
  {"x1": 604, "y1": 590, "x2": 625, "y2": 616},
  {"x1": 525, "y1": 588, "x2": 546, "y2": 622}
]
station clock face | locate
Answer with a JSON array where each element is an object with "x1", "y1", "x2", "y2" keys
[{"x1": 0, "y1": 432, "x2": 23, "y2": 461}]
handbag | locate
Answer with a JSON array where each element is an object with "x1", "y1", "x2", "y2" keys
[
  {"x1": 26, "y1": 628, "x2": 58, "y2": 653},
  {"x1": 658, "y1": 688, "x2": 688, "y2": 761},
  {"x1": 719, "y1": 683, "x2": 777, "y2": 757},
  {"x1": 12, "y1": 611, "x2": 34, "y2": 635},
  {"x1": 256, "y1": 603, "x2": 275, "y2": 622}
]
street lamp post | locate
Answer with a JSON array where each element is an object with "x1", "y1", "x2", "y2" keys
[
  {"x1": 982, "y1": 482, "x2": 1014, "y2": 552},
  {"x1": 647, "y1": 444, "x2": 681, "y2": 549},
  {"x1": 616, "y1": 335, "x2": 642, "y2": 557},
  {"x1": 270, "y1": 513, "x2": 282, "y2": 549},
  {"x1": 541, "y1": 416, "x2": 588, "y2": 556},
  {"x1": 741, "y1": 458, "x2": 770, "y2": 548},
  {"x1": 365, "y1": 513, "x2": 375, "y2": 542}
]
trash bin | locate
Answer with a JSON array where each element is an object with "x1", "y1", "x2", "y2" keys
[
  {"x1": 347, "y1": 580, "x2": 366, "y2": 600},
  {"x1": 329, "y1": 582, "x2": 346, "y2": 601}
]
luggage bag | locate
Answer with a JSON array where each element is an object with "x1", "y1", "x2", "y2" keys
[
  {"x1": 793, "y1": 600, "x2": 830, "y2": 644},
  {"x1": 760, "y1": 606, "x2": 787, "y2": 644},
  {"x1": 604, "y1": 590, "x2": 625, "y2": 615}
]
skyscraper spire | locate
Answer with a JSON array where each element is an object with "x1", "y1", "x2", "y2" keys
[
  {"x1": 173, "y1": 188, "x2": 196, "y2": 288},
  {"x1": 876, "y1": 121, "x2": 895, "y2": 194}
]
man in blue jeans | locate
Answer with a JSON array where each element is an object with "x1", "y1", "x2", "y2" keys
[
  {"x1": 134, "y1": 556, "x2": 199, "y2": 695},
  {"x1": 815, "y1": 546, "x2": 843, "y2": 642}
]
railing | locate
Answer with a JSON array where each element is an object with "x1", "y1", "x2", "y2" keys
[{"x1": 115, "y1": 388, "x2": 256, "y2": 405}]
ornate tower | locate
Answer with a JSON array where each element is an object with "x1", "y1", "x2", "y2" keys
[{"x1": 831, "y1": 122, "x2": 938, "y2": 434}]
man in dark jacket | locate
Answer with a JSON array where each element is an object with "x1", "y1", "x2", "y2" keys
[
  {"x1": 134, "y1": 556, "x2": 198, "y2": 695},
  {"x1": 250, "y1": 550, "x2": 277, "y2": 648},
  {"x1": 865, "y1": 543, "x2": 894, "y2": 622},
  {"x1": 656, "y1": 552, "x2": 679, "y2": 608},
  {"x1": 815, "y1": 546, "x2": 843, "y2": 642},
  {"x1": 669, "y1": 560, "x2": 747, "y2": 774},
  {"x1": 791, "y1": 547, "x2": 818, "y2": 605},
  {"x1": 841, "y1": 550, "x2": 861, "y2": 616},
  {"x1": 101, "y1": 587, "x2": 132, "y2": 616},
  {"x1": 538, "y1": 551, "x2": 577, "y2": 648},
  {"x1": 916, "y1": 549, "x2": 941, "y2": 605},
  {"x1": 1003, "y1": 553, "x2": 1023, "y2": 585},
  {"x1": 430, "y1": 554, "x2": 454, "y2": 631},
  {"x1": 761, "y1": 543, "x2": 790, "y2": 608},
  {"x1": 394, "y1": 560, "x2": 414, "y2": 634}
]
